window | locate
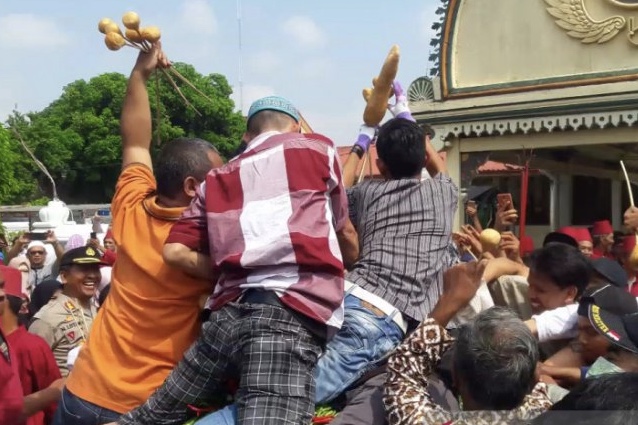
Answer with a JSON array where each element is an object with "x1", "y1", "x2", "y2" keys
[
  {"x1": 572, "y1": 176, "x2": 611, "y2": 225},
  {"x1": 470, "y1": 174, "x2": 551, "y2": 225}
]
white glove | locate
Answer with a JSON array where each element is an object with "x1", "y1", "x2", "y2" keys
[{"x1": 387, "y1": 81, "x2": 415, "y2": 122}]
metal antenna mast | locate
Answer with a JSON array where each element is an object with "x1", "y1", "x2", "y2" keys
[{"x1": 237, "y1": 0, "x2": 244, "y2": 113}]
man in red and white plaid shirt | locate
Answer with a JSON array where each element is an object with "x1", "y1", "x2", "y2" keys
[{"x1": 116, "y1": 96, "x2": 359, "y2": 425}]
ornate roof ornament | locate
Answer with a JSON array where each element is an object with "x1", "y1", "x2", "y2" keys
[
  {"x1": 544, "y1": 0, "x2": 638, "y2": 45},
  {"x1": 425, "y1": 109, "x2": 638, "y2": 144}
]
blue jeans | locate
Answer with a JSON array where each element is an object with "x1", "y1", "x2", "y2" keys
[
  {"x1": 195, "y1": 294, "x2": 403, "y2": 424},
  {"x1": 53, "y1": 387, "x2": 121, "y2": 425}
]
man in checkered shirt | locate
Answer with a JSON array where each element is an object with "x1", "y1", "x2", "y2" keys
[{"x1": 114, "y1": 96, "x2": 359, "y2": 425}]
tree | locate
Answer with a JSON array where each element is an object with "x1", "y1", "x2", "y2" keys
[
  {"x1": 5, "y1": 64, "x2": 244, "y2": 204},
  {"x1": 429, "y1": 0, "x2": 450, "y2": 77},
  {"x1": 0, "y1": 125, "x2": 40, "y2": 204}
]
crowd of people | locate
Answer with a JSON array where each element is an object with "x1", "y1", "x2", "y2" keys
[{"x1": 2, "y1": 42, "x2": 638, "y2": 425}]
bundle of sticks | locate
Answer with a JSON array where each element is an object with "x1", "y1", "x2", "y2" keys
[{"x1": 98, "y1": 12, "x2": 212, "y2": 116}]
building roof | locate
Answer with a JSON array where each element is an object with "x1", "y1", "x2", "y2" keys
[
  {"x1": 477, "y1": 161, "x2": 524, "y2": 174},
  {"x1": 336, "y1": 146, "x2": 526, "y2": 179}
]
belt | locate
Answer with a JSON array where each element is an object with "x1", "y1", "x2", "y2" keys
[
  {"x1": 239, "y1": 289, "x2": 282, "y2": 307},
  {"x1": 344, "y1": 281, "x2": 407, "y2": 334}
]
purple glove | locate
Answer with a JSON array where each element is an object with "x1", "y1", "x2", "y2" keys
[
  {"x1": 387, "y1": 81, "x2": 415, "y2": 122},
  {"x1": 354, "y1": 125, "x2": 376, "y2": 152}
]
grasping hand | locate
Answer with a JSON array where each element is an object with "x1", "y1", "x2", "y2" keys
[
  {"x1": 500, "y1": 231, "x2": 522, "y2": 263},
  {"x1": 624, "y1": 206, "x2": 638, "y2": 233},
  {"x1": 133, "y1": 41, "x2": 171, "y2": 80},
  {"x1": 495, "y1": 201, "x2": 518, "y2": 232}
]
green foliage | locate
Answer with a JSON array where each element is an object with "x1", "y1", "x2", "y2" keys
[
  {"x1": 0, "y1": 126, "x2": 40, "y2": 203},
  {"x1": 429, "y1": 0, "x2": 450, "y2": 77},
  {"x1": 2, "y1": 65, "x2": 244, "y2": 205}
]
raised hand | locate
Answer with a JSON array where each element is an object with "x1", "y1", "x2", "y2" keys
[
  {"x1": 387, "y1": 81, "x2": 415, "y2": 122},
  {"x1": 495, "y1": 201, "x2": 518, "y2": 232},
  {"x1": 625, "y1": 206, "x2": 638, "y2": 232},
  {"x1": 500, "y1": 231, "x2": 522, "y2": 263},
  {"x1": 133, "y1": 41, "x2": 171, "y2": 80},
  {"x1": 354, "y1": 125, "x2": 377, "y2": 153}
]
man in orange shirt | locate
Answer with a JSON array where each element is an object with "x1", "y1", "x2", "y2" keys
[{"x1": 55, "y1": 43, "x2": 223, "y2": 424}]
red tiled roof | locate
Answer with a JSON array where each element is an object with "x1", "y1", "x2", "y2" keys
[
  {"x1": 336, "y1": 145, "x2": 447, "y2": 179},
  {"x1": 336, "y1": 146, "x2": 535, "y2": 179},
  {"x1": 476, "y1": 161, "x2": 539, "y2": 174}
]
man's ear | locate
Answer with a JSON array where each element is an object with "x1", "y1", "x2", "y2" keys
[
  {"x1": 183, "y1": 176, "x2": 199, "y2": 199},
  {"x1": 59, "y1": 270, "x2": 68, "y2": 284},
  {"x1": 376, "y1": 158, "x2": 390, "y2": 178},
  {"x1": 565, "y1": 286, "x2": 579, "y2": 304}
]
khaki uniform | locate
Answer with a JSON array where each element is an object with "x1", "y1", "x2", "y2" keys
[{"x1": 29, "y1": 293, "x2": 96, "y2": 376}]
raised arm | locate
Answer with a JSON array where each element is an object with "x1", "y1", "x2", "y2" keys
[
  {"x1": 424, "y1": 134, "x2": 447, "y2": 176},
  {"x1": 120, "y1": 42, "x2": 170, "y2": 170},
  {"x1": 330, "y1": 153, "x2": 359, "y2": 267},
  {"x1": 342, "y1": 126, "x2": 376, "y2": 189},
  {"x1": 163, "y1": 183, "x2": 214, "y2": 281}
]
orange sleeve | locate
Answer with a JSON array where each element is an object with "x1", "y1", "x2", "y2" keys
[
  {"x1": 166, "y1": 183, "x2": 209, "y2": 253},
  {"x1": 112, "y1": 164, "x2": 156, "y2": 220}
]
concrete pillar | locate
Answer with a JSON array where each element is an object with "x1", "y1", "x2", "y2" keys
[{"x1": 611, "y1": 179, "x2": 622, "y2": 230}]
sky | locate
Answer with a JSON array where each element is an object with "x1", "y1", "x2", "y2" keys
[{"x1": 0, "y1": 0, "x2": 440, "y2": 146}]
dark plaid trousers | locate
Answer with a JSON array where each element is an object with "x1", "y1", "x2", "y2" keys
[{"x1": 118, "y1": 301, "x2": 323, "y2": 425}]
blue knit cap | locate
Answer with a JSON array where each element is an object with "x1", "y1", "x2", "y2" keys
[{"x1": 247, "y1": 96, "x2": 300, "y2": 123}]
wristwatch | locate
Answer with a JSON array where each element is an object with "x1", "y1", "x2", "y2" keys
[{"x1": 351, "y1": 145, "x2": 364, "y2": 159}]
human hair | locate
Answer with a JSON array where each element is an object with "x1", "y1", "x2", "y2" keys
[
  {"x1": 529, "y1": 243, "x2": 593, "y2": 297},
  {"x1": 533, "y1": 373, "x2": 638, "y2": 425},
  {"x1": 28, "y1": 279, "x2": 61, "y2": 318},
  {"x1": 155, "y1": 138, "x2": 219, "y2": 199},
  {"x1": 376, "y1": 118, "x2": 426, "y2": 179},
  {"x1": 6, "y1": 294, "x2": 22, "y2": 317},
  {"x1": 247, "y1": 110, "x2": 297, "y2": 136},
  {"x1": 453, "y1": 307, "x2": 539, "y2": 410}
]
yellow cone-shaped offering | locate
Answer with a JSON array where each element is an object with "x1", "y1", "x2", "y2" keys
[
  {"x1": 105, "y1": 32, "x2": 126, "y2": 51},
  {"x1": 122, "y1": 12, "x2": 141, "y2": 30},
  {"x1": 125, "y1": 29, "x2": 145, "y2": 43},
  {"x1": 98, "y1": 18, "x2": 115, "y2": 34},
  {"x1": 140, "y1": 26, "x2": 161, "y2": 43},
  {"x1": 480, "y1": 229, "x2": 502, "y2": 252}
]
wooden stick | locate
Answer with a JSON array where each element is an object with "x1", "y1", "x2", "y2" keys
[
  {"x1": 621, "y1": 160, "x2": 635, "y2": 207},
  {"x1": 11, "y1": 127, "x2": 58, "y2": 199},
  {"x1": 169, "y1": 68, "x2": 214, "y2": 103},
  {"x1": 367, "y1": 145, "x2": 373, "y2": 178},
  {"x1": 161, "y1": 69, "x2": 202, "y2": 116},
  {"x1": 154, "y1": 70, "x2": 162, "y2": 145},
  {"x1": 124, "y1": 42, "x2": 143, "y2": 51},
  {"x1": 122, "y1": 36, "x2": 148, "y2": 52},
  {"x1": 358, "y1": 151, "x2": 369, "y2": 184}
]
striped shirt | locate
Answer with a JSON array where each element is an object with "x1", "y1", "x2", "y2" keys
[
  {"x1": 346, "y1": 174, "x2": 458, "y2": 321},
  {"x1": 167, "y1": 131, "x2": 348, "y2": 335}
]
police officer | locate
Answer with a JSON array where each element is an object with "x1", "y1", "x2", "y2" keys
[{"x1": 29, "y1": 246, "x2": 103, "y2": 376}]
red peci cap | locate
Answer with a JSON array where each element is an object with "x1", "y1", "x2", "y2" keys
[
  {"x1": 573, "y1": 228, "x2": 593, "y2": 243},
  {"x1": 592, "y1": 220, "x2": 613, "y2": 236},
  {"x1": 0, "y1": 265, "x2": 23, "y2": 298},
  {"x1": 558, "y1": 227, "x2": 580, "y2": 241}
]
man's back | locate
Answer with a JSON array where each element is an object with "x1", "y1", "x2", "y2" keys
[
  {"x1": 346, "y1": 174, "x2": 458, "y2": 321},
  {"x1": 203, "y1": 132, "x2": 348, "y2": 333},
  {"x1": 66, "y1": 164, "x2": 211, "y2": 413}
]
